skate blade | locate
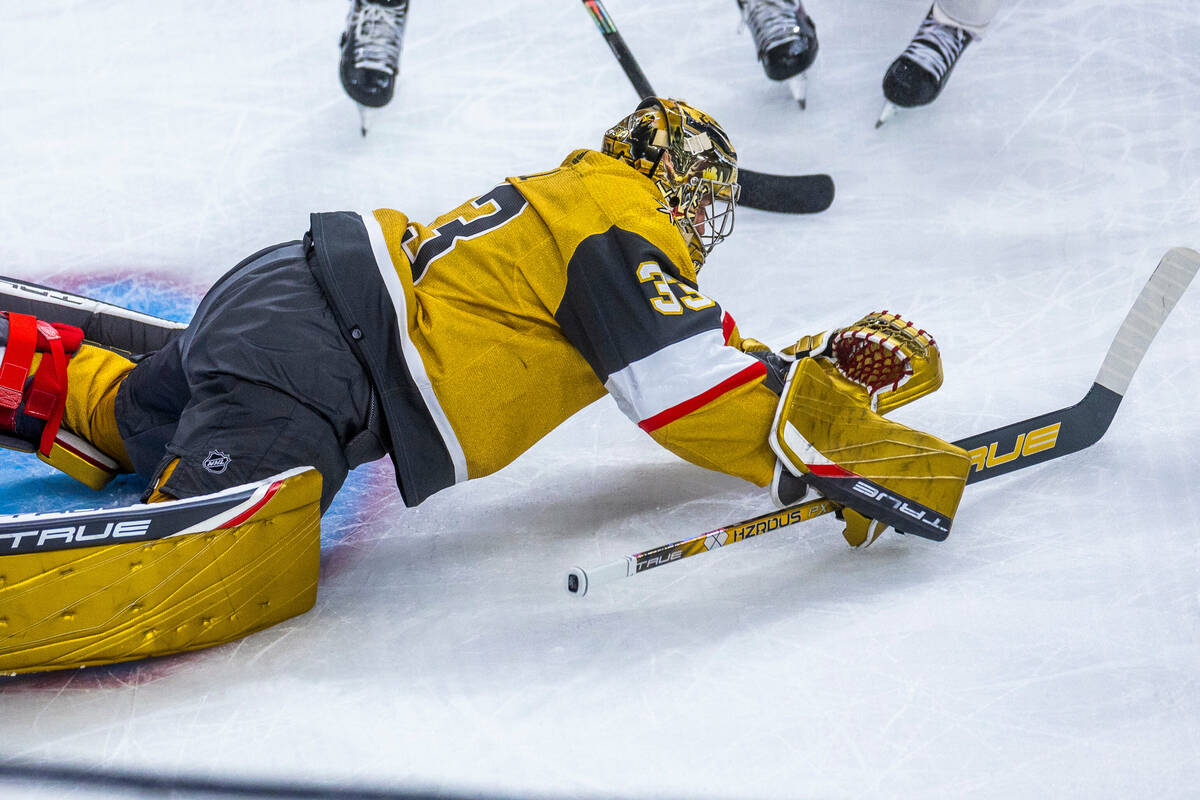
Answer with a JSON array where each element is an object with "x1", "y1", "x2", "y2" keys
[
  {"x1": 356, "y1": 104, "x2": 376, "y2": 137},
  {"x1": 875, "y1": 101, "x2": 898, "y2": 129},
  {"x1": 787, "y1": 74, "x2": 808, "y2": 110}
]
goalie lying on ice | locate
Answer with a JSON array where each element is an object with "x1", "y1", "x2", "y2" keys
[{"x1": 0, "y1": 97, "x2": 968, "y2": 671}]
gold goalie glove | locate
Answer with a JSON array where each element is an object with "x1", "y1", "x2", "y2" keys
[{"x1": 768, "y1": 312, "x2": 971, "y2": 548}]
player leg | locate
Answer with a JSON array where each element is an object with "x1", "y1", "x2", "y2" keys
[
  {"x1": 139, "y1": 377, "x2": 350, "y2": 513},
  {"x1": 933, "y1": 0, "x2": 1003, "y2": 33},
  {"x1": 0, "y1": 243, "x2": 376, "y2": 673},
  {"x1": 876, "y1": 1, "x2": 999, "y2": 126},
  {"x1": 117, "y1": 241, "x2": 381, "y2": 512},
  {"x1": 339, "y1": 0, "x2": 409, "y2": 133},
  {"x1": 0, "y1": 275, "x2": 185, "y2": 357},
  {"x1": 0, "y1": 312, "x2": 136, "y2": 488},
  {"x1": 0, "y1": 333, "x2": 332, "y2": 676}
]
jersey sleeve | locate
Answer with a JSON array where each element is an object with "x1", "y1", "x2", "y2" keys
[{"x1": 554, "y1": 226, "x2": 779, "y2": 487}]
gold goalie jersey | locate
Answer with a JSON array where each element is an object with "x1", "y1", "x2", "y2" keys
[{"x1": 362, "y1": 149, "x2": 779, "y2": 496}]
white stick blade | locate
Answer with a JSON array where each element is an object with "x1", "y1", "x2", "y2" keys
[{"x1": 1095, "y1": 247, "x2": 1199, "y2": 395}]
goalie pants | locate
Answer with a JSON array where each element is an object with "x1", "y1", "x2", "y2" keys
[{"x1": 115, "y1": 241, "x2": 385, "y2": 512}]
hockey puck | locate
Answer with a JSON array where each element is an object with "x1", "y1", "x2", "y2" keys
[{"x1": 566, "y1": 567, "x2": 588, "y2": 597}]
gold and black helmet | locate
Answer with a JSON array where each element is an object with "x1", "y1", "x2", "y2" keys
[{"x1": 602, "y1": 97, "x2": 739, "y2": 270}]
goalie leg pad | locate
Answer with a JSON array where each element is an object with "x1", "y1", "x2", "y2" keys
[
  {"x1": 771, "y1": 357, "x2": 970, "y2": 545},
  {"x1": 0, "y1": 468, "x2": 322, "y2": 675},
  {"x1": 0, "y1": 274, "x2": 185, "y2": 357}
]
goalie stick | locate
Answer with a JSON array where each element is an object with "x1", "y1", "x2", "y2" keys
[
  {"x1": 581, "y1": 0, "x2": 835, "y2": 215},
  {"x1": 566, "y1": 247, "x2": 1200, "y2": 596}
]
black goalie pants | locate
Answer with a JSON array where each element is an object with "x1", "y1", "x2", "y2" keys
[{"x1": 114, "y1": 241, "x2": 380, "y2": 512}]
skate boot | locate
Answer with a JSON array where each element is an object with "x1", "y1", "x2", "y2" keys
[
  {"x1": 877, "y1": 5, "x2": 973, "y2": 128},
  {"x1": 339, "y1": 0, "x2": 409, "y2": 134},
  {"x1": 736, "y1": 0, "x2": 818, "y2": 109},
  {"x1": 0, "y1": 312, "x2": 123, "y2": 490}
]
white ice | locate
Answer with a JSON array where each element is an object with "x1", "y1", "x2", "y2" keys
[{"x1": 1, "y1": 1, "x2": 1199, "y2": 798}]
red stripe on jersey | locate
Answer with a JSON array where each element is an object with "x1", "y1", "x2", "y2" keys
[
  {"x1": 638, "y1": 361, "x2": 766, "y2": 433},
  {"x1": 721, "y1": 312, "x2": 736, "y2": 344}
]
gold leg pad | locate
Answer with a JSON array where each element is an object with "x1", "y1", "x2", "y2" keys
[{"x1": 0, "y1": 469, "x2": 322, "y2": 675}]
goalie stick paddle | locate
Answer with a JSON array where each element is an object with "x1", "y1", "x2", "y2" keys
[
  {"x1": 566, "y1": 247, "x2": 1200, "y2": 596},
  {"x1": 580, "y1": 0, "x2": 835, "y2": 215}
]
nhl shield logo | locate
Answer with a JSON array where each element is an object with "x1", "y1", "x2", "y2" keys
[{"x1": 203, "y1": 450, "x2": 232, "y2": 474}]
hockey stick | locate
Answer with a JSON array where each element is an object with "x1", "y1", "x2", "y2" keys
[
  {"x1": 566, "y1": 247, "x2": 1200, "y2": 596},
  {"x1": 581, "y1": 0, "x2": 835, "y2": 215}
]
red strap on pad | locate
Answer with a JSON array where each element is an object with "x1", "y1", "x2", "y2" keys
[
  {"x1": 0, "y1": 312, "x2": 84, "y2": 455},
  {"x1": 0, "y1": 313, "x2": 38, "y2": 428}
]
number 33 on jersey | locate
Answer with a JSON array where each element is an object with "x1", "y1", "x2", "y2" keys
[
  {"x1": 638, "y1": 262, "x2": 716, "y2": 315},
  {"x1": 360, "y1": 148, "x2": 781, "y2": 501}
]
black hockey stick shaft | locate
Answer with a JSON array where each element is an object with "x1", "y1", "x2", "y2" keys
[
  {"x1": 566, "y1": 248, "x2": 1200, "y2": 595},
  {"x1": 583, "y1": 0, "x2": 654, "y2": 99},
  {"x1": 580, "y1": 0, "x2": 834, "y2": 215}
]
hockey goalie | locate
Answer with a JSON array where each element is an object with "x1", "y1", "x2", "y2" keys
[{"x1": 0, "y1": 97, "x2": 968, "y2": 674}]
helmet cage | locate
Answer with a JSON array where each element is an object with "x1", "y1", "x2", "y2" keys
[
  {"x1": 602, "y1": 98, "x2": 739, "y2": 266},
  {"x1": 658, "y1": 154, "x2": 739, "y2": 260}
]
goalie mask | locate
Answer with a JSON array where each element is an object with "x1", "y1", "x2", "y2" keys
[{"x1": 601, "y1": 97, "x2": 739, "y2": 270}]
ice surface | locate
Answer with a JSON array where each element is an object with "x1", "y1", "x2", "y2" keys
[{"x1": 1, "y1": 1, "x2": 1198, "y2": 798}]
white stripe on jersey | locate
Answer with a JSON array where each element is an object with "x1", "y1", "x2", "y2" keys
[
  {"x1": 603, "y1": 328, "x2": 762, "y2": 425},
  {"x1": 361, "y1": 211, "x2": 470, "y2": 485}
]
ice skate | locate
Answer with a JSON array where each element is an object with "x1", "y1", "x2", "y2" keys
[
  {"x1": 736, "y1": 0, "x2": 818, "y2": 109},
  {"x1": 876, "y1": 5, "x2": 973, "y2": 128},
  {"x1": 339, "y1": 0, "x2": 409, "y2": 135}
]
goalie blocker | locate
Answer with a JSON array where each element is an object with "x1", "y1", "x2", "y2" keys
[{"x1": 769, "y1": 312, "x2": 971, "y2": 547}]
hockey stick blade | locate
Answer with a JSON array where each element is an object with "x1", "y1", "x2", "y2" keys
[
  {"x1": 566, "y1": 248, "x2": 1199, "y2": 595},
  {"x1": 738, "y1": 170, "x2": 835, "y2": 214},
  {"x1": 958, "y1": 246, "x2": 1199, "y2": 483},
  {"x1": 580, "y1": 0, "x2": 833, "y2": 215}
]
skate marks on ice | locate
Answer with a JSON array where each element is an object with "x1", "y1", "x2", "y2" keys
[{"x1": 1, "y1": 1, "x2": 1199, "y2": 798}]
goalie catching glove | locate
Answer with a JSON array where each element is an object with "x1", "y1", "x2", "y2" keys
[
  {"x1": 780, "y1": 311, "x2": 944, "y2": 413},
  {"x1": 768, "y1": 312, "x2": 970, "y2": 547}
]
